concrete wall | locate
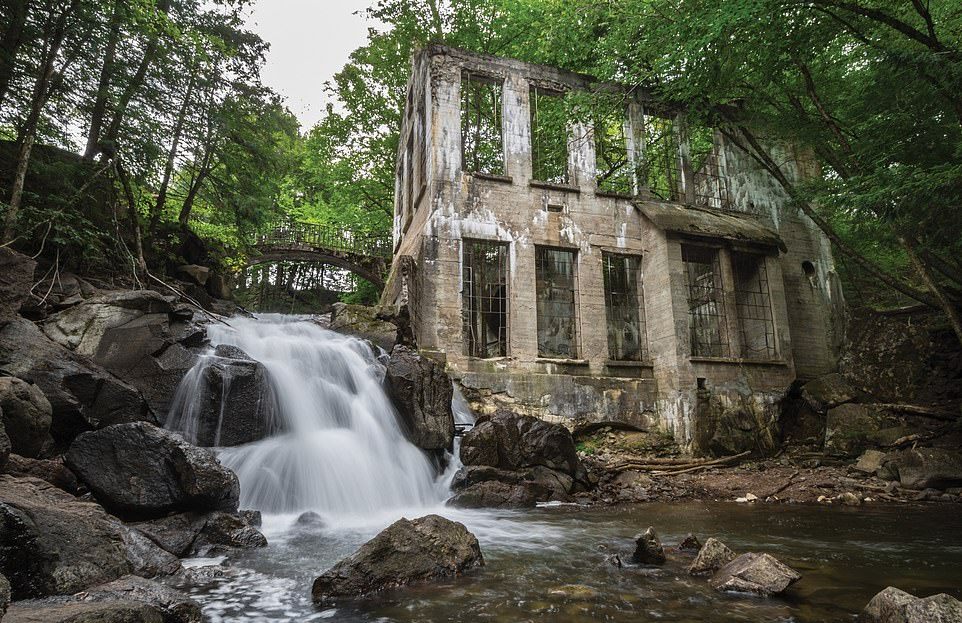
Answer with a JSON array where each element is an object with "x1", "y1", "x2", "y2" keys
[{"x1": 383, "y1": 46, "x2": 842, "y2": 454}]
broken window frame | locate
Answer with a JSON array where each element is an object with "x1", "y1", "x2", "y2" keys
[
  {"x1": 602, "y1": 252, "x2": 648, "y2": 361},
  {"x1": 732, "y1": 251, "x2": 777, "y2": 360},
  {"x1": 460, "y1": 71, "x2": 505, "y2": 176},
  {"x1": 594, "y1": 104, "x2": 635, "y2": 196},
  {"x1": 682, "y1": 244, "x2": 731, "y2": 358},
  {"x1": 639, "y1": 111, "x2": 683, "y2": 202},
  {"x1": 535, "y1": 246, "x2": 579, "y2": 359},
  {"x1": 461, "y1": 239, "x2": 509, "y2": 358},
  {"x1": 688, "y1": 124, "x2": 732, "y2": 210},
  {"x1": 529, "y1": 86, "x2": 570, "y2": 185}
]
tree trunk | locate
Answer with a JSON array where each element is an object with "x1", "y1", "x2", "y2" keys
[
  {"x1": 2, "y1": 0, "x2": 80, "y2": 243},
  {"x1": 115, "y1": 158, "x2": 147, "y2": 274},
  {"x1": 84, "y1": 0, "x2": 123, "y2": 160},
  {"x1": 103, "y1": 0, "x2": 171, "y2": 149},
  {"x1": 898, "y1": 233, "x2": 962, "y2": 345},
  {"x1": 0, "y1": 0, "x2": 30, "y2": 108},
  {"x1": 178, "y1": 148, "x2": 214, "y2": 226},
  {"x1": 149, "y1": 66, "x2": 196, "y2": 231}
]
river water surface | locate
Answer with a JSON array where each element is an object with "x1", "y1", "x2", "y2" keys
[{"x1": 166, "y1": 316, "x2": 962, "y2": 622}]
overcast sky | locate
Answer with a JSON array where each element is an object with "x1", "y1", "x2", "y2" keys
[{"x1": 243, "y1": 0, "x2": 379, "y2": 130}]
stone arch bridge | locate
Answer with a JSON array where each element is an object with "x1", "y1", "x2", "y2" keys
[{"x1": 250, "y1": 220, "x2": 392, "y2": 289}]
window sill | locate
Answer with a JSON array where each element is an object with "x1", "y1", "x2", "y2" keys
[
  {"x1": 604, "y1": 360, "x2": 653, "y2": 368},
  {"x1": 537, "y1": 357, "x2": 589, "y2": 365},
  {"x1": 530, "y1": 180, "x2": 580, "y2": 193},
  {"x1": 689, "y1": 357, "x2": 788, "y2": 366},
  {"x1": 595, "y1": 190, "x2": 637, "y2": 200},
  {"x1": 465, "y1": 355, "x2": 512, "y2": 362},
  {"x1": 467, "y1": 172, "x2": 513, "y2": 184}
]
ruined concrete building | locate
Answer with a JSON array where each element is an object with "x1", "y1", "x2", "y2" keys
[{"x1": 382, "y1": 46, "x2": 844, "y2": 454}]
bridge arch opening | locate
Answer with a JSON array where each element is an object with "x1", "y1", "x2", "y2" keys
[{"x1": 234, "y1": 260, "x2": 380, "y2": 314}]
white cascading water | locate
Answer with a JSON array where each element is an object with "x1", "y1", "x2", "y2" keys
[{"x1": 166, "y1": 314, "x2": 451, "y2": 517}]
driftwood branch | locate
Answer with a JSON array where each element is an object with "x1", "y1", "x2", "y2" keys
[
  {"x1": 609, "y1": 450, "x2": 751, "y2": 474},
  {"x1": 870, "y1": 403, "x2": 958, "y2": 421}
]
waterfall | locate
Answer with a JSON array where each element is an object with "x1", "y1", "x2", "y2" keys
[{"x1": 166, "y1": 314, "x2": 449, "y2": 517}]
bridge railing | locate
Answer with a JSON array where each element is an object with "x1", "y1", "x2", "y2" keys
[{"x1": 258, "y1": 220, "x2": 392, "y2": 258}]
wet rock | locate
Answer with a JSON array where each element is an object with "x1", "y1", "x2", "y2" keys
[
  {"x1": 129, "y1": 513, "x2": 207, "y2": 558},
  {"x1": 383, "y1": 345, "x2": 454, "y2": 452},
  {"x1": 447, "y1": 472, "x2": 559, "y2": 508},
  {"x1": 861, "y1": 586, "x2": 962, "y2": 623},
  {"x1": 81, "y1": 575, "x2": 201, "y2": 623},
  {"x1": 120, "y1": 528, "x2": 181, "y2": 578},
  {"x1": 885, "y1": 447, "x2": 962, "y2": 491},
  {"x1": 688, "y1": 538, "x2": 737, "y2": 576},
  {"x1": 0, "y1": 247, "x2": 36, "y2": 321},
  {"x1": 837, "y1": 491, "x2": 862, "y2": 506},
  {"x1": 0, "y1": 475, "x2": 133, "y2": 598},
  {"x1": 66, "y1": 422, "x2": 239, "y2": 519},
  {"x1": 547, "y1": 584, "x2": 599, "y2": 600},
  {"x1": 0, "y1": 419, "x2": 9, "y2": 470},
  {"x1": 296, "y1": 511, "x2": 325, "y2": 526},
  {"x1": 240, "y1": 509, "x2": 262, "y2": 527},
  {"x1": 824, "y1": 404, "x2": 905, "y2": 457},
  {"x1": 311, "y1": 514, "x2": 483, "y2": 604},
  {"x1": 191, "y1": 512, "x2": 267, "y2": 554},
  {"x1": 801, "y1": 373, "x2": 863, "y2": 412},
  {"x1": 0, "y1": 573, "x2": 9, "y2": 620},
  {"x1": 855, "y1": 449, "x2": 887, "y2": 474},
  {"x1": 178, "y1": 346, "x2": 279, "y2": 447},
  {"x1": 0, "y1": 377, "x2": 52, "y2": 457},
  {"x1": 0, "y1": 317, "x2": 152, "y2": 444},
  {"x1": 329, "y1": 303, "x2": 398, "y2": 352},
  {"x1": 709, "y1": 552, "x2": 801, "y2": 596},
  {"x1": 679, "y1": 534, "x2": 702, "y2": 552},
  {"x1": 2, "y1": 453, "x2": 80, "y2": 493},
  {"x1": 631, "y1": 527, "x2": 666, "y2": 565},
  {"x1": 3, "y1": 599, "x2": 165, "y2": 623}
]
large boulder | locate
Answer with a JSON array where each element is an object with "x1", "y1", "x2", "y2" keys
[
  {"x1": 41, "y1": 290, "x2": 200, "y2": 419},
  {"x1": 383, "y1": 345, "x2": 454, "y2": 451},
  {"x1": 631, "y1": 527, "x2": 666, "y2": 565},
  {"x1": 688, "y1": 537, "x2": 737, "y2": 576},
  {"x1": 824, "y1": 404, "x2": 907, "y2": 457},
  {"x1": 861, "y1": 587, "x2": 962, "y2": 623},
  {"x1": 800, "y1": 373, "x2": 863, "y2": 412},
  {"x1": 450, "y1": 409, "x2": 589, "y2": 507},
  {"x1": 0, "y1": 418, "x2": 9, "y2": 471},
  {"x1": 0, "y1": 573, "x2": 9, "y2": 620},
  {"x1": 0, "y1": 476, "x2": 133, "y2": 598},
  {"x1": 2, "y1": 454, "x2": 80, "y2": 493},
  {"x1": 709, "y1": 552, "x2": 801, "y2": 596},
  {"x1": 165, "y1": 345, "x2": 279, "y2": 447},
  {"x1": 0, "y1": 247, "x2": 36, "y2": 322},
  {"x1": 0, "y1": 377, "x2": 52, "y2": 457},
  {"x1": 0, "y1": 317, "x2": 152, "y2": 444},
  {"x1": 4, "y1": 600, "x2": 165, "y2": 623},
  {"x1": 312, "y1": 514, "x2": 483, "y2": 604},
  {"x1": 329, "y1": 303, "x2": 398, "y2": 352},
  {"x1": 884, "y1": 447, "x2": 962, "y2": 490},
  {"x1": 65, "y1": 422, "x2": 239, "y2": 519}
]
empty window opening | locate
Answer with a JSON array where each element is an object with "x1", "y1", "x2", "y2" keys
[
  {"x1": 536, "y1": 247, "x2": 578, "y2": 358},
  {"x1": 462, "y1": 240, "x2": 509, "y2": 358},
  {"x1": 682, "y1": 244, "x2": 730, "y2": 358},
  {"x1": 530, "y1": 87, "x2": 569, "y2": 184},
  {"x1": 732, "y1": 252, "x2": 777, "y2": 360},
  {"x1": 640, "y1": 113, "x2": 682, "y2": 201},
  {"x1": 689, "y1": 124, "x2": 732, "y2": 209},
  {"x1": 595, "y1": 106, "x2": 634, "y2": 195},
  {"x1": 801, "y1": 260, "x2": 816, "y2": 277},
  {"x1": 461, "y1": 72, "x2": 505, "y2": 175},
  {"x1": 602, "y1": 253, "x2": 648, "y2": 361},
  {"x1": 546, "y1": 202, "x2": 564, "y2": 213}
]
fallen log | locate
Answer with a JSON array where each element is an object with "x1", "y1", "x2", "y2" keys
[
  {"x1": 761, "y1": 470, "x2": 800, "y2": 499},
  {"x1": 870, "y1": 403, "x2": 958, "y2": 421},
  {"x1": 612, "y1": 450, "x2": 751, "y2": 474}
]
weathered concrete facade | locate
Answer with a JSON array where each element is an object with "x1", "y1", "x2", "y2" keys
[{"x1": 381, "y1": 46, "x2": 843, "y2": 454}]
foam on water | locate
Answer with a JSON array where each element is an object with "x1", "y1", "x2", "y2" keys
[{"x1": 167, "y1": 314, "x2": 451, "y2": 517}]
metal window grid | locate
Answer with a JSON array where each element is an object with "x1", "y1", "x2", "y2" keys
[
  {"x1": 682, "y1": 245, "x2": 730, "y2": 358},
  {"x1": 595, "y1": 107, "x2": 633, "y2": 195},
  {"x1": 535, "y1": 247, "x2": 578, "y2": 358},
  {"x1": 461, "y1": 72, "x2": 505, "y2": 175},
  {"x1": 602, "y1": 253, "x2": 648, "y2": 360},
  {"x1": 690, "y1": 126, "x2": 733, "y2": 210},
  {"x1": 732, "y1": 252, "x2": 777, "y2": 360},
  {"x1": 462, "y1": 240, "x2": 509, "y2": 358},
  {"x1": 640, "y1": 114, "x2": 682, "y2": 202}
]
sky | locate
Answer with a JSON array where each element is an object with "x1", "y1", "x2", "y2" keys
[{"x1": 243, "y1": 0, "x2": 379, "y2": 130}]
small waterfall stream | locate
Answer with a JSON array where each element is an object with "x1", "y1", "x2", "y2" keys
[{"x1": 166, "y1": 314, "x2": 451, "y2": 517}]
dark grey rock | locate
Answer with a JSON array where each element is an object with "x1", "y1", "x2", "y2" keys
[
  {"x1": 3, "y1": 599, "x2": 165, "y2": 623},
  {"x1": 191, "y1": 511, "x2": 267, "y2": 554},
  {"x1": 860, "y1": 586, "x2": 962, "y2": 623},
  {"x1": 0, "y1": 573, "x2": 9, "y2": 620},
  {"x1": 0, "y1": 475, "x2": 133, "y2": 598},
  {"x1": 296, "y1": 511, "x2": 325, "y2": 526},
  {"x1": 239, "y1": 509, "x2": 262, "y2": 528},
  {"x1": 2, "y1": 453, "x2": 81, "y2": 493},
  {"x1": 632, "y1": 527, "x2": 666, "y2": 565},
  {"x1": 824, "y1": 404, "x2": 906, "y2": 457},
  {"x1": 0, "y1": 377, "x2": 52, "y2": 457},
  {"x1": 312, "y1": 514, "x2": 483, "y2": 604},
  {"x1": 66, "y1": 422, "x2": 239, "y2": 519},
  {"x1": 679, "y1": 534, "x2": 701, "y2": 552},
  {"x1": 709, "y1": 552, "x2": 801, "y2": 595},
  {"x1": 384, "y1": 345, "x2": 454, "y2": 451},
  {"x1": 329, "y1": 303, "x2": 398, "y2": 352},
  {"x1": 801, "y1": 373, "x2": 864, "y2": 412},
  {"x1": 0, "y1": 247, "x2": 36, "y2": 322},
  {"x1": 688, "y1": 537, "x2": 737, "y2": 576},
  {"x1": 0, "y1": 418, "x2": 9, "y2": 471},
  {"x1": 886, "y1": 447, "x2": 962, "y2": 491},
  {"x1": 82, "y1": 575, "x2": 202, "y2": 623}
]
